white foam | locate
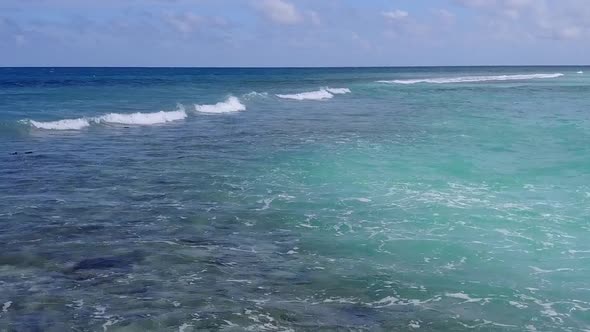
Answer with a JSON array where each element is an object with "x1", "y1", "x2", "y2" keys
[
  {"x1": 178, "y1": 323, "x2": 193, "y2": 332},
  {"x1": 408, "y1": 321, "x2": 421, "y2": 329},
  {"x1": 226, "y1": 279, "x2": 252, "y2": 283},
  {"x1": 577, "y1": 71, "x2": 584, "y2": 74},
  {"x1": 29, "y1": 118, "x2": 90, "y2": 130},
  {"x1": 325, "y1": 87, "x2": 351, "y2": 94},
  {"x1": 445, "y1": 292, "x2": 483, "y2": 303},
  {"x1": 322, "y1": 297, "x2": 358, "y2": 304},
  {"x1": 276, "y1": 89, "x2": 334, "y2": 101},
  {"x1": 243, "y1": 91, "x2": 269, "y2": 99},
  {"x1": 378, "y1": 73, "x2": 564, "y2": 84},
  {"x1": 370, "y1": 296, "x2": 400, "y2": 307},
  {"x1": 96, "y1": 109, "x2": 187, "y2": 125},
  {"x1": 529, "y1": 266, "x2": 573, "y2": 273},
  {"x1": 26, "y1": 105, "x2": 187, "y2": 130},
  {"x1": 195, "y1": 96, "x2": 246, "y2": 113},
  {"x1": 509, "y1": 301, "x2": 528, "y2": 309},
  {"x1": 2, "y1": 301, "x2": 11, "y2": 313}
]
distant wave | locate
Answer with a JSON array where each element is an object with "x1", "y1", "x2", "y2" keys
[
  {"x1": 96, "y1": 109, "x2": 187, "y2": 125},
  {"x1": 276, "y1": 87, "x2": 350, "y2": 101},
  {"x1": 325, "y1": 88, "x2": 351, "y2": 95},
  {"x1": 243, "y1": 91, "x2": 269, "y2": 99},
  {"x1": 24, "y1": 97, "x2": 247, "y2": 130},
  {"x1": 21, "y1": 87, "x2": 350, "y2": 131},
  {"x1": 377, "y1": 73, "x2": 564, "y2": 85},
  {"x1": 24, "y1": 106, "x2": 187, "y2": 131},
  {"x1": 195, "y1": 96, "x2": 246, "y2": 113},
  {"x1": 28, "y1": 118, "x2": 91, "y2": 130},
  {"x1": 577, "y1": 71, "x2": 584, "y2": 74}
]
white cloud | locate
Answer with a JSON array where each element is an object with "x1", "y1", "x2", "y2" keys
[
  {"x1": 553, "y1": 26, "x2": 582, "y2": 40},
  {"x1": 255, "y1": 0, "x2": 302, "y2": 25},
  {"x1": 382, "y1": 9, "x2": 409, "y2": 21},
  {"x1": 163, "y1": 12, "x2": 229, "y2": 38},
  {"x1": 164, "y1": 13, "x2": 203, "y2": 34},
  {"x1": 435, "y1": 9, "x2": 456, "y2": 25},
  {"x1": 308, "y1": 10, "x2": 321, "y2": 26},
  {"x1": 455, "y1": 0, "x2": 590, "y2": 40}
]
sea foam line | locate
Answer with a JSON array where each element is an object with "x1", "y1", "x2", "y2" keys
[
  {"x1": 276, "y1": 87, "x2": 350, "y2": 101},
  {"x1": 377, "y1": 73, "x2": 564, "y2": 84}
]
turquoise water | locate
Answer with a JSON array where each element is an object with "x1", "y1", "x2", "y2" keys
[{"x1": 1, "y1": 67, "x2": 590, "y2": 331}]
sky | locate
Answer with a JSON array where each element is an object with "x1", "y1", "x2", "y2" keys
[{"x1": 1, "y1": 0, "x2": 589, "y2": 67}]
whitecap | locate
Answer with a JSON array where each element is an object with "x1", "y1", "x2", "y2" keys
[
  {"x1": 378, "y1": 73, "x2": 564, "y2": 84},
  {"x1": 243, "y1": 91, "x2": 269, "y2": 99},
  {"x1": 96, "y1": 109, "x2": 187, "y2": 125},
  {"x1": 226, "y1": 279, "x2": 252, "y2": 283},
  {"x1": 325, "y1": 87, "x2": 351, "y2": 94},
  {"x1": 509, "y1": 301, "x2": 528, "y2": 309},
  {"x1": 370, "y1": 296, "x2": 400, "y2": 307},
  {"x1": 577, "y1": 71, "x2": 584, "y2": 74},
  {"x1": 323, "y1": 297, "x2": 358, "y2": 304},
  {"x1": 195, "y1": 96, "x2": 246, "y2": 113},
  {"x1": 28, "y1": 118, "x2": 90, "y2": 130},
  {"x1": 25, "y1": 105, "x2": 187, "y2": 130},
  {"x1": 408, "y1": 321, "x2": 421, "y2": 329},
  {"x1": 178, "y1": 323, "x2": 193, "y2": 332},
  {"x1": 529, "y1": 266, "x2": 573, "y2": 273},
  {"x1": 257, "y1": 197, "x2": 274, "y2": 211},
  {"x1": 445, "y1": 292, "x2": 483, "y2": 303},
  {"x1": 276, "y1": 89, "x2": 334, "y2": 101}
]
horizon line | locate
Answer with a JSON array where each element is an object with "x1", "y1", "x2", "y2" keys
[{"x1": 1, "y1": 64, "x2": 589, "y2": 69}]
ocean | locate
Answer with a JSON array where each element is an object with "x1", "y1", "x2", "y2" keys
[{"x1": 1, "y1": 67, "x2": 589, "y2": 331}]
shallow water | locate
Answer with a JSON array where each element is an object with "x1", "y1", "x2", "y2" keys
[{"x1": 1, "y1": 67, "x2": 590, "y2": 331}]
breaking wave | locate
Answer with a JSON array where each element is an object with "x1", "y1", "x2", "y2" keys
[
  {"x1": 22, "y1": 87, "x2": 350, "y2": 131},
  {"x1": 97, "y1": 109, "x2": 187, "y2": 125},
  {"x1": 28, "y1": 118, "x2": 91, "y2": 130},
  {"x1": 25, "y1": 106, "x2": 187, "y2": 130},
  {"x1": 276, "y1": 87, "x2": 350, "y2": 101},
  {"x1": 377, "y1": 73, "x2": 564, "y2": 84},
  {"x1": 325, "y1": 88, "x2": 351, "y2": 95},
  {"x1": 243, "y1": 91, "x2": 269, "y2": 99},
  {"x1": 195, "y1": 96, "x2": 246, "y2": 113}
]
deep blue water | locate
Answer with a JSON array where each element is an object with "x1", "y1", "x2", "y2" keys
[{"x1": 1, "y1": 67, "x2": 590, "y2": 331}]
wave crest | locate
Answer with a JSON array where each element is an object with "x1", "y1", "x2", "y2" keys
[
  {"x1": 195, "y1": 96, "x2": 246, "y2": 113},
  {"x1": 29, "y1": 118, "x2": 90, "y2": 130},
  {"x1": 276, "y1": 87, "x2": 350, "y2": 101},
  {"x1": 325, "y1": 87, "x2": 351, "y2": 95},
  {"x1": 96, "y1": 109, "x2": 187, "y2": 125},
  {"x1": 25, "y1": 105, "x2": 187, "y2": 130},
  {"x1": 378, "y1": 73, "x2": 564, "y2": 85},
  {"x1": 243, "y1": 91, "x2": 269, "y2": 99}
]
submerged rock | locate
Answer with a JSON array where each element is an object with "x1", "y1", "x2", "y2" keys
[
  {"x1": 72, "y1": 257, "x2": 130, "y2": 271},
  {"x1": 70, "y1": 251, "x2": 145, "y2": 272}
]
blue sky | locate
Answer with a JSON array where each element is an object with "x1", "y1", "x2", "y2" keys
[{"x1": 1, "y1": 0, "x2": 589, "y2": 66}]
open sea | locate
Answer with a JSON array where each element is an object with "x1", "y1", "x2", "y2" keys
[{"x1": 1, "y1": 67, "x2": 590, "y2": 331}]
